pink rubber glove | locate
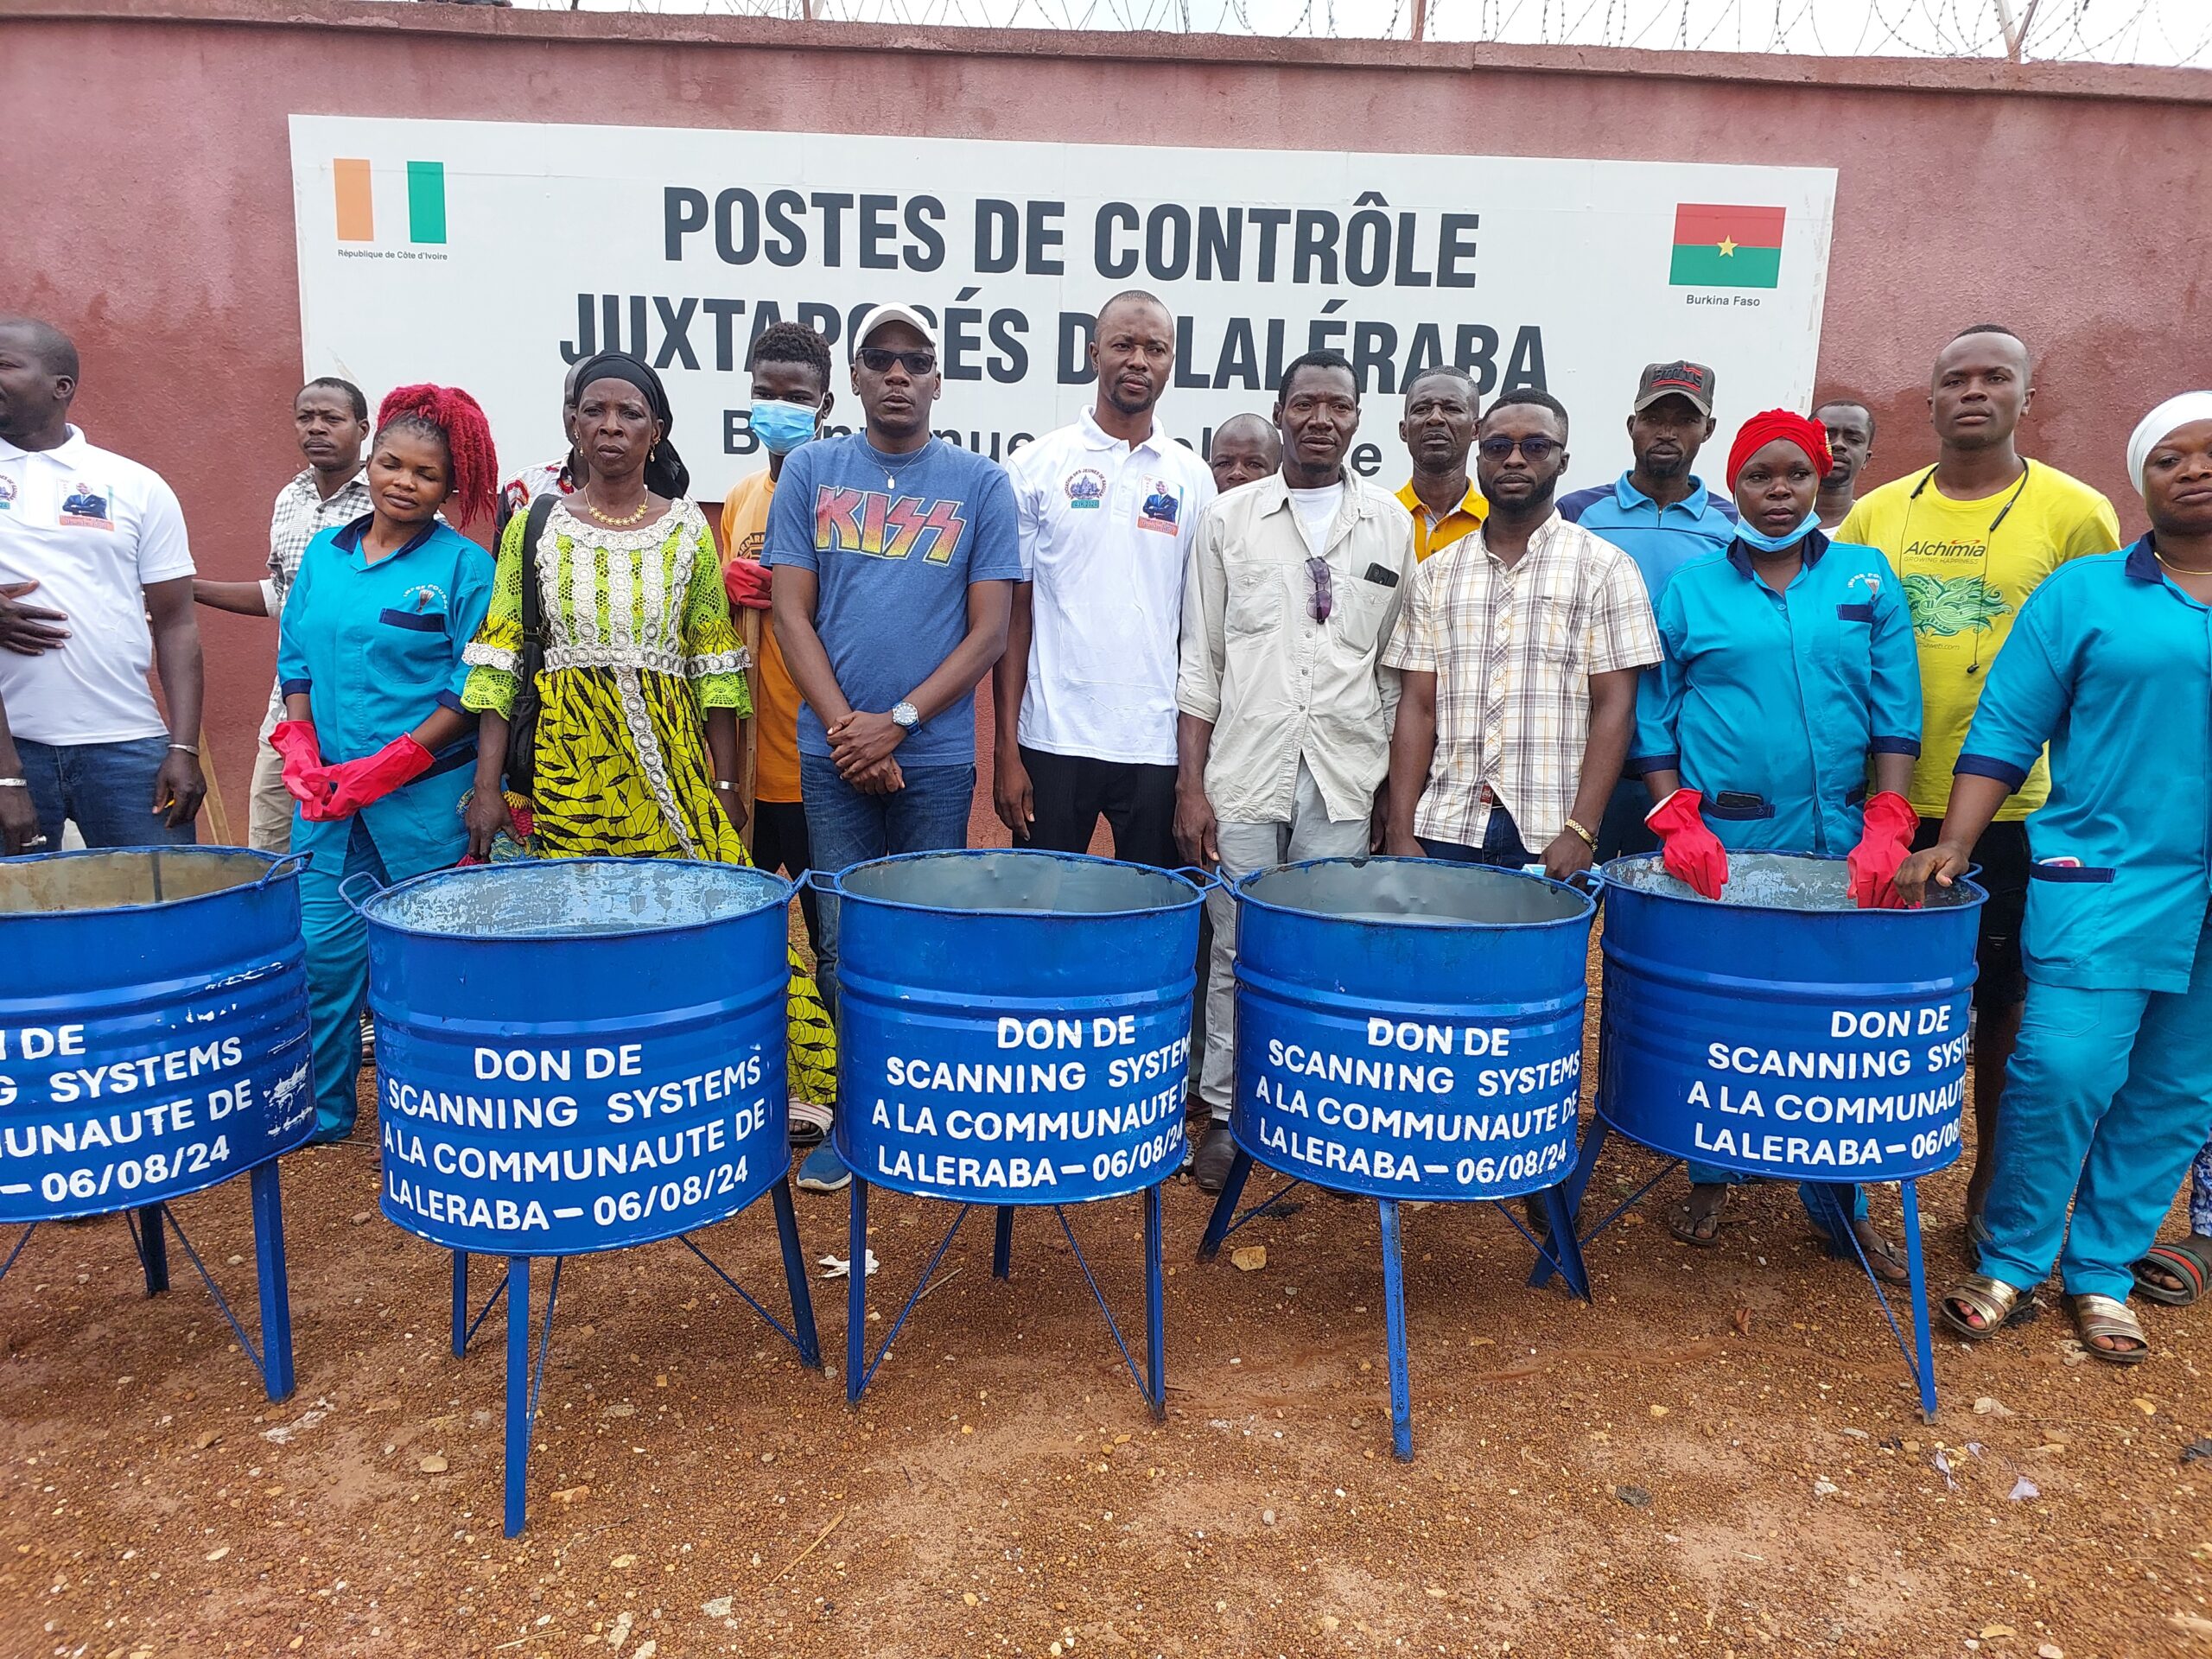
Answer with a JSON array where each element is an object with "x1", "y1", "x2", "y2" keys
[
  {"x1": 723, "y1": 556, "x2": 774, "y2": 613},
  {"x1": 268, "y1": 720, "x2": 335, "y2": 808},
  {"x1": 307, "y1": 736, "x2": 434, "y2": 822},
  {"x1": 1847, "y1": 790, "x2": 1920, "y2": 910},
  {"x1": 1647, "y1": 788, "x2": 1729, "y2": 900}
]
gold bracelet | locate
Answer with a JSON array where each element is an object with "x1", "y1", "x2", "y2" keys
[{"x1": 1563, "y1": 817, "x2": 1597, "y2": 849}]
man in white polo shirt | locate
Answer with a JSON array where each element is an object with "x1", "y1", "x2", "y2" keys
[
  {"x1": 0, "y1": 316, "x2": 205, "y2": 849},
  {"x1": 994, "y1": 290, "x2": 1215, "y2": 866}
]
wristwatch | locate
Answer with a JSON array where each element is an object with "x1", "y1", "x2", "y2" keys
[{"x1": 890, "y1": 701, "x2": 920, "y2": 731}]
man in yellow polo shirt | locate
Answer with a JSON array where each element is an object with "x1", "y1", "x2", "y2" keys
[
  {"x1": 1840, "y1": 322, "x2": 2121, "y2": 1233},
  {"x1": 1395, "y1": 365, "x2": 1485, "y2": 562}
]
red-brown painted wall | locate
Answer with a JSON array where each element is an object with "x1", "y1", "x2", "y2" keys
[{"x1": 10, "y1": 0, "x2": 2211, "y2": 826}]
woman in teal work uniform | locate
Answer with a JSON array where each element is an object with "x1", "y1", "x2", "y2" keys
[
  {"x1": 1901, "y1": 392, "x2": 2212, "y2": 1364},
  {"x1": 269, "y1": 385, "x2": 499, "y2": 1141},
  {"x1": 1634, "y1": 409, "x2": 1924, "y2": 1280}
]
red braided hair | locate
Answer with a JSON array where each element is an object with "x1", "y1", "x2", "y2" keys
[{"x1": 375, "y1": 383, "x2": 499, "y2": 531}]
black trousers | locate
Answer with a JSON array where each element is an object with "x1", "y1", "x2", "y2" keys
[
  {"x1": 751, "y1": 798, "x2": 821, "y2": 952},
  {"x1": 1017, "y1": 745, "x2": 1180, "y2": 868}
]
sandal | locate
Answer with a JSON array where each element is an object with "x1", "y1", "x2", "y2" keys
[
  {"x1": 1827, "y1": 1217, "x2": 1911, "y2": 1286},
  {"x1": 1669, "y1": 1184, "x2": 1731, "y2": 1248},
  {"x1": 2068, "y1": 1293, "x2": 2151, "y2": 1365},
  {"x1": 1936, "y1": 1273, "x2": 2038, "y2": 1340},
  {"x1": 2132, "y1": 1236, "x2": 2212, "y2": 1307},
  {"x1": 788, "y1": 1098, "x2": 833, "y2": 1150}
]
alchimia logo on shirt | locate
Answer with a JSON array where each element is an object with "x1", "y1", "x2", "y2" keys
[{"x1": 812, "y1": 486, "x2": 968, "y2": 563}]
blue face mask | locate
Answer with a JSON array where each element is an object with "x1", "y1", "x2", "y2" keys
[
  {"x1": 1734, "y1": 508, "x2": 1821, "y2": 554},
  {"x1": 750, "y1": 399, "x2": 820, "y2": 456}
]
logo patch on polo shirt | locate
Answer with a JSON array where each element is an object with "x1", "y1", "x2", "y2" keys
[
  {"x1": 402, "y1": 582, "x2": 448, "y2": 613},
  {"x1": 0, "y1": 476, "x2": 15, "y2": 512},
  {"x1": 1137, "y1": 480, "x2": 1183, "y2": 535},
  {"x1": 1065, "y1": 469, "x2": 1105, "y2": 510},
  {"x1": 1847, "y1": 570, "x2": 1882, "y2": 597},
  {"x1": 60, "y1": 482, "x2": 113, "y2": 530}
]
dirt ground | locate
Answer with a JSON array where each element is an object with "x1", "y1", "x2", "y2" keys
[{"x1": 5, "y1": 1034, "x2": 2211, "y2": 1659}]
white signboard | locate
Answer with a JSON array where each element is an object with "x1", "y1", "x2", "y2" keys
[{"x1": 289, "y1": 115, "x2": 1834, "y2": 499}]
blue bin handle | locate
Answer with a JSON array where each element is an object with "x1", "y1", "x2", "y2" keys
[
  {"x1": 798, "y1": 868, "x2": 843, "y2": 899},
  {"x1": 1173, "y1": 863, "x2": 1224, "y2": 897},
  {"x1": 254, "y1": 850, "x2": 312, "y2": 887},
  {"x1": 338, "y1": 868, "x2": 387, "y2": 912},
  {"x1": 1565, "y1": 867, "x2": 1605, "y2": 898}
]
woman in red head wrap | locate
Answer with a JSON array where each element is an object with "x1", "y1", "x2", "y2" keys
[
  {"x1": 270, "y1": 384, "x2": 500, "y2": 1140},
  {"x1": 1628, "y1": 409, "x2": 1925, "y2": 1275}
]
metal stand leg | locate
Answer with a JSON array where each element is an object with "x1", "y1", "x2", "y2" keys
[
  {"x1": 1529, "y1": 1121, "x2": 1610, "y2": 1292},
  {"x1": 1143, "y1": 1181, "x2": 1166, "y2": 1420},
  {"x1": 1377, "y1": 1198, "x2": 1413, "y2": 1462},
  {"x1": 846, "y1": 1177, "x2": 868, "y2": 1405},
  {"x1": 451, "y1": 1251, "x2": 469, "y2": 1357},
  {"x1": 992, "y1": 1205, "x2": 1015, "y2": 1281},
  {"x1": 137, "y1": 1203, "x2": 169, "y2": 1295},
  {"x1": 1901, "y1": 1178, "x2": 1938, "y2": 1421},
  {"x1": 1195, "y1": 1147, "x2": 1255, "y2": 1262},
  {"x1": 505, "y1": 1255, "x2": 531, "y2": 1538},
  {"x1": 769, "y1": 1176, "x2": 823, "y2": 1370},
  {"x1": 1537, "y1": 1181, "x2": 1592, "y2": 1303},
  {"x1": 247, "y1": 1162, "x2": 296, "y2": 1403}
]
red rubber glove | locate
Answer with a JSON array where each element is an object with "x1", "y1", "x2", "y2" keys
[
  {"x1": 1848, "y1": 790, "x2": 1920, "y2": 910},
  {"x1": 1646, "y1": 788, "x2": 1729, "y2": 900},
  {"x1": 268, "y1": 720, "x2": 335, "y2": 808},
  {"x1": 723, "y1": 556, "x2": 774, "y2": 613},
  {"x1": 307, "y1": 736, "x2": 435, "y2": 822}
]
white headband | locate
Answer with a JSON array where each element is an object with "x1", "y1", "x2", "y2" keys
[{"x1": 2127, "y1": 391, "x2": 2212, "y2": 497}]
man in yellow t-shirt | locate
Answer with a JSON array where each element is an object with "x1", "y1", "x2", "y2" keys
[
  {"x1": 1395, "y1": 365, "x2": 1486, "y2": 563},
  {"x1": 720, "y1": 322, "x2": 835, "y2": 961},
  {"x1": 1840, "y1": 323, "x2": 2121, "y2": 1229}
]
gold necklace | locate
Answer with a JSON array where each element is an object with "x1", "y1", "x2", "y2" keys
[
  {"x1": 2155, "y1": 546, "x2": 2212, "y2": 576},
  {"x1": 585, "y1": 493, "x2": 651, "y2": 527}
]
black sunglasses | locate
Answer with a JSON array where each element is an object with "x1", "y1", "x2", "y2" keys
[
  {"x1": 858, "y1": 346, "x2": 938, "y2": 376},
  {"x1": 1477, "y1": 435, "x2": 1561, "y2": 461}
]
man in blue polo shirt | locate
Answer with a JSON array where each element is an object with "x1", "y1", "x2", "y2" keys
[{"x1": 1558, "y1": 360, "x2": 1738, "y2": 858}]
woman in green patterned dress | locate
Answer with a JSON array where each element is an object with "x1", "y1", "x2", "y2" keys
[{"x1": 462, "y1": 352, "x2": 836, "y2": 1106}]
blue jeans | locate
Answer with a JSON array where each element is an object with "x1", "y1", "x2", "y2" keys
[
  {"x1": 17, "y1": 736, "x2": 196, "y2": 849},
  {"x1": 800, "y1": 752, "x2": 975, "y2": 1020},
  {"x1": 1421, "y1": 805, "x2": 1534, "y2": 868}
]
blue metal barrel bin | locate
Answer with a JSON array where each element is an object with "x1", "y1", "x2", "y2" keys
[
  {"x1": 354, "y1": 858, "x2": 822, "y2": 1535},
  {"x1": 1196, "y1": 856, "x2": 1598, "y2": 1459},
  {"x1": 821, "y1": 849, "x2": 1208, "y2": 1413},
  {"x1": 0, "y1": 848, "x2": 312, "y2": 1402},
  {"x1": 1552, "y1": 852, "x2": 1985, "y2": 1418}
]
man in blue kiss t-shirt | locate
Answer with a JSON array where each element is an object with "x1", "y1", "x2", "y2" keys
[{"x1": 765, "y1": 304, "x2": 1020, "y2": 1188}]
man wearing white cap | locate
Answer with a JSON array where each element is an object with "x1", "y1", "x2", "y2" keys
[
  {"x1": 1898, "y1": 392, "x2": 2212, "y2": 1367},
  {"x1": 765, "y1": 302, "x2": 1021, "y2": 1192}
]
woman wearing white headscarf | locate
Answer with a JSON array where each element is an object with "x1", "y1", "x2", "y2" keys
[{"x1": 1897, "y1": 392, "x2": 2212, "y2": 1365}]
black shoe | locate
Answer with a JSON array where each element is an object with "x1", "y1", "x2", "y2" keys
[{"x1": 1192, "y1": 1120, "x2": 1237, "y2": 1193}]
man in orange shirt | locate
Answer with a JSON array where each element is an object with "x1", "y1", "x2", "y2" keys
[{"x1": 721, "y1": 322, "x2": 834, "y2": 957}]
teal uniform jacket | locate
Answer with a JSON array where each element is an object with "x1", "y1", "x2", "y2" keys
[
  {"x1": 1956, "y1": 538, "x2": 2212, "y2": 994},
  {"x1": 276, "y1": 516, "x2": 494, "y2": 875},
  {"x1": 1630, "y1": 532, "x2": 1922, "y2": 855}
]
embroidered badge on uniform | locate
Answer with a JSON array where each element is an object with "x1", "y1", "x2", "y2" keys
[
  {"x1": 60, "y1": 482, "x2": 112, "y2": 530},
  {"x1": 403, "y1": 582, "x2": 449, "y2": 613},
  {"x1": 0, "y1": 476, "x2": 16, "y2": 512},
  {"x1": 1066, "y1": 469, "x2": 1106, "y2": 510},
  {"x1": 1137, "y1": 480, "x2": 1182, "y2": 535}
]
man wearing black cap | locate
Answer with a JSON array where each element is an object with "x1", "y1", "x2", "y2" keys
[{"x1": 1557, "y1": 359, "x2": 1738, "y2": 859}]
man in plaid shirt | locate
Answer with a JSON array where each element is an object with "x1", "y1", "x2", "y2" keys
[{"x1": 1382, "y1": 389, "x2": 1660, "y2": 876}]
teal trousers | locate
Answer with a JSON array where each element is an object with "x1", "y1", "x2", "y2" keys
[{"x1": 1980, "y1": 920, "x2": 2212, "y2": 1301}]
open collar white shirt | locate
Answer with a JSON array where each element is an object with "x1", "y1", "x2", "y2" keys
[{"x1": 1177, "y1": 470, "x2": 1417, "y2": 823}]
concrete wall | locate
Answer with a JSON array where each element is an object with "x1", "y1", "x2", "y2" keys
[{"x1": 10, "y1": 0, "x2": 2211, "y2": 823}]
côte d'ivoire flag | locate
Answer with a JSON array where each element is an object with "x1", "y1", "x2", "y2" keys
[{"x1": 1669, "y1": 203, "x2": 1784, "y2": 289}]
